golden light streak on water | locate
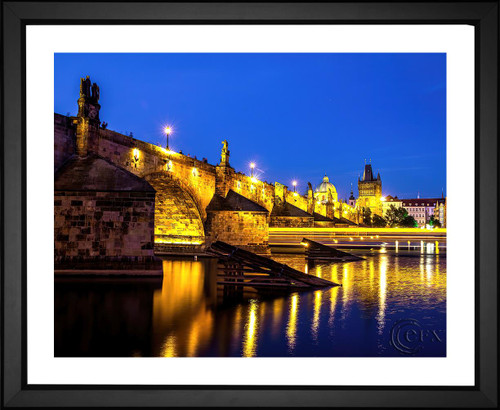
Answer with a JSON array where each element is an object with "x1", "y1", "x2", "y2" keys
[
  {"x1": 376, "y1": 256, "x2": 388, "y2": 335},
  {"x1": 286, "y1": 294, "x2": 299, "y2": 352},
  {"x1": 342, "y1": 265, "x2": 350, "y2": 308},
  {"x1": 426, "y1": 256, "x2": 433, "y2": 287},
  {"x1": 435, "y1": 240, "x2": 439, "y2": 254},
  {"x1": 311, "y1": 290, "x2": 322, "y2": 340},
  {"x1": 395, "y1": 240, "x2": 399, "y2": 253},
  {"x1": 328, "y1": 286, "x2": 339, "y2": 327},
  {"x1": 154, "y1": 260, "x2": 214, "y2": 357},
  {"x1": 186, "y1": 308, "x2": 213, "y2": 357},
  {"x1": 420, "y1": 256, "x2": 425, "y2": 281},
  {"x1": 161, "y1": 335, "x2": 177, "y2": 357},
  {"x1": 242, "y1": 299, "x2": 259, "y2": 357}
]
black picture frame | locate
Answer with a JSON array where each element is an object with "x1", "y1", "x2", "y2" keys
[{"x1": 2, "y1": 1, "x2": 498, "y2": 407}]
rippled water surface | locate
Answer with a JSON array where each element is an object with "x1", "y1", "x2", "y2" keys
[{"x1": 55, "y1": 250, "x2": 446, "y2": 357}]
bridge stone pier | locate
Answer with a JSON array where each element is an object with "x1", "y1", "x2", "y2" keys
[{"x1": 54, "y1": 78, "x2": 358, "y2": 268}]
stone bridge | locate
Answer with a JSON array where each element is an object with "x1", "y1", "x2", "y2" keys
[{"x1": 54, "y1": 78, "x2": 359, "y2": 261}]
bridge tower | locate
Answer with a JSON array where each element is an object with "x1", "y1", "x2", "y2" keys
[
  {"x1": 357, "y1": 160, "x2": 383, "y2": 216},
  {"x1": 74, "y1": 76, "x2": 101, "y2": 156}
]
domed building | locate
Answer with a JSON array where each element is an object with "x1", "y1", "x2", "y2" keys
[{"x1": 314, "y1": 175, "x2": 338, "y2": 203}]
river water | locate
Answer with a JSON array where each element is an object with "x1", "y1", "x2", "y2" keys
[{"x1": 55, "y1": 249, "x2": 446, "y2": 357}]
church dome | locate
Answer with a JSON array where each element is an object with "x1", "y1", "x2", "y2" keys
[{"x1": 315, "y1": 175, "x2": 337, "y2": 194}]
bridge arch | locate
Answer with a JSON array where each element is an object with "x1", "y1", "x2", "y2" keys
[{"x1": 143, "y1": 171, "x2": 205, "y2": 245}]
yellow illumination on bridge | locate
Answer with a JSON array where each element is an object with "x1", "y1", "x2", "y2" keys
[
  {"x1": 192, "y1": 167, "x2": 199, "y2": 177},
  {"x1": 132, "y1": 148, "x2": 140, "y2": 161}
]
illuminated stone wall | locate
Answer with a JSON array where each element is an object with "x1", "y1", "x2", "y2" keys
[
  {"x1": 284, "y1": 191, "x2": 309, "y2": 212},
  {"x1": 205, "y1": 211, "x2": 269, "y2": 251},
  {"x1": 54, "y1": 114, "x2": 76, "y2": 170},
  {"x1": 54, "y1": 190, "x2": 156, "y2": 269},
  {"x1": 270, "y1": 216, "x2": 314, "y2": 228},
  {"x1": 144, "y1": 173, "x2": 205, "y2": 245},
  {"x1": 222, "y1": 170, "x2": 275, "y2": 212}
]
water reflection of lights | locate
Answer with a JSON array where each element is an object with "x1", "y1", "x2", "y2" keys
[
  {"x1": 155, "y1": 260, "x2": 213, "y2": 357},
  {"x1": 426, "y1": 242, "x2": 434, "y2": 254},
  {"x1": 426, "y1": 257, "x2": 433, "y2": 286},
  {"x1": 376, "y1": 256, "x2": 388, "y2": 335},
  {"x1": 242, "y1": 299, "x2": 259, "y2": 357},
  {"x1": 328, "y1": 284, "x2": 339, "y2": 327},
  {"x1": 311, "y1": 290, "x2": 322, "y2": 340},
  {"x1": 342, "y1": 265, "x2": 350, "y2": 308},
  {"x1": 161, "y1": 335, "x2": 177, "y2": 357},
  {"x1": 286, "y1": 294, "x2": 299, "y2": 352},
  {"x1": 395, "y1": 240, "x2": 399, "y2": 253},
  {"x1": 149, "y1": 250, "x2": 446, "y2": 357}
]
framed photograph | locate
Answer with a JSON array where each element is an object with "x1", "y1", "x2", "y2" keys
[{"x1": 2, "y1": 1, "x2": 497, "y2": 407}]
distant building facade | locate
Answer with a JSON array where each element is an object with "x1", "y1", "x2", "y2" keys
[
  {"x1": 401, "y1": 197, "x2": 446, "y2": 227},
  {"x1": 357, "y1": 162, "x2": 383, "y2": 215}
]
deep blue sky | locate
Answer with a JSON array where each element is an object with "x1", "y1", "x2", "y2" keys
[{"x1": 55, "y1": 53, "x2": 446, "y2": 200}]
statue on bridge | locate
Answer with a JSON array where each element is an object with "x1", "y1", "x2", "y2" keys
[
  {"x1": 91, "y1": 82, "x2": 100, "y2": 102},
  {"x1": 220, "y1": 139, "x2": 230, "y2": 167},
  {"x1": 80, "y1": 76, "x2": 91, "y2": 98},
  {"x1": 79, "y1": 76, "x2": 100, "y2": 103}
]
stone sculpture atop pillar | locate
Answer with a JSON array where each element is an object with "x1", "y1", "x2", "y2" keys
[{"x1": 220, "y1": 139, "x2": 230, "y2": 167}]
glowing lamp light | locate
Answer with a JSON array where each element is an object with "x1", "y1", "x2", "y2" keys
[
  {"x1": 251, "y1": 176, "x2": 258, "y2": 183},
  {"x1": 133, "y1": 148, "x2": 140, "y2": 162},
  {"x1": 192, "y1": 167, "x2": 198, "y2": 177},
  {"x1": 164, "y1": 126, "x2": 172, "y2": 150},
  {"x1": 300, "y1": 242, "x2": 309, "y2": 247},
  {"x1": 250, "y1": 162, "x2": 256, "y2": 177},
  {"x1": 381, "y1": 196, "x2": 386, "y2": 202}
]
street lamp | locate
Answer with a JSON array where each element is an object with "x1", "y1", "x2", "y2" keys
[
  {"x1": 164, "y1": 126, "x2": 172, "y2": 150},
  {"x1": 250, "y1": 162, "x2": 255, "y2": 177},
  {"x1": 292, "y1": 180, "x2": 297, "y2": 192}
]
